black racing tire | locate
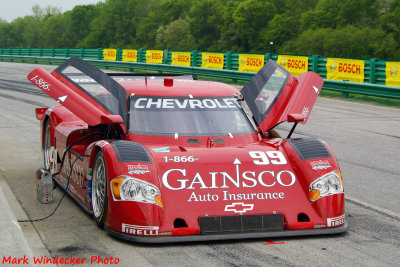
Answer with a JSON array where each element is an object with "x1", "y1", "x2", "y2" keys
[
  {"x1": 92, "y1": 151, "x2": 108, "y2": 228},
  {"x1": 43, "y1": 120, "x2": 52, "y2": 171}
]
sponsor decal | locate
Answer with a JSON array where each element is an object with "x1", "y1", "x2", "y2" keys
[
  {"x1": 152, "y1": 147, "x2": 170, "y2": 152},
  {"x1": 132, "y1": 97, "x2": 240, "y2": 110},
  {"x1": 171, "y1": 52, "x2": 191, "y2": 66},
  {"x1": 146, "y1": 50, "x2": 163, "y2": 64},
  {"x1": 47, "y1": 146, "x2": 58, "y2": 174},
  {"x1": 385, "y1": 62, "x2": 400, "y2": 87},
  {"x1": 61, "y1": 150, "x2": 85, "y2": 188},
  {"x1": 225, "y1": 202, "x2": 254, "y2": 213},
  {"x1": 327, "y1": 215, "x2": 345, "y2": 227},
  {"x1": 122, "y1": 223, "x2": 159, "y2": 236},
  {"x1": 163, "y1": 156, "x2": 199, "y2": 163},
  {"x1": 122, "y1": 49, "x2": 137, "y2": 62},
  {"x1": 310, "y1": 160, "x2": 331, "y2": 170},
  {"x1": 103, "y1": 48, "x2": 117, "y2": 61},
  {"x1": 162, "y1": 157, "x2": 295, "y2": 203},
  {"x1": 326, "y1": 58, "x2": 364, "y2": 83},
  {"x1": 128, "y1": 164, "x2": 149, "y2": 175},
  {"x1": 238, "y1": 54, "x2": 265, "y2": 72},
  {"x1": 201, "y1": 52, "x2": 224, "y2": 69},
  {"x1": 86, "y1": 168, "x2": 93, "y2": 204},
  {"x1": 278, "y1": 55, "x2": 309, "y2": 76},
  {"x1": 30, "y1": 74, "x2": 51, "y2": 91},
  {"x1": 302, "y1": 106, "x2": 310, "y2": 118},
  {"x1": 187, "y1": 191, "x2": 285, "y2": 202}
]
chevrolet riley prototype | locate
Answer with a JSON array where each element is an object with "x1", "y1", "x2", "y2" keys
[{"x1": 29, "y1": 57, "x2": 347, "y2": 242}]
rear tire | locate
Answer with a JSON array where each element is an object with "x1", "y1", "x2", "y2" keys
[
  {"x1": 43, "y1": 120, "x2": 52, "y2": 171},
  {"x1": 92, "y1": 151, "x2": 108, "y2": 228}
]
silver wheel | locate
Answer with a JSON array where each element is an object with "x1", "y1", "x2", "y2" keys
[
  {"x1": 43, "y1": 121, "x2": 51, "y2": 170},
  {"x1": 92, "y1": 152, "x2": 107, "y2": 227}
]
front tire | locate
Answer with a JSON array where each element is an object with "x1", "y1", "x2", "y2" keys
[{"x1": 92, "y1": 151, "x2": 108, "y2": 228}]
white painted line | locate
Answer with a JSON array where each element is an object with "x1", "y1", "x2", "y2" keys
[{"x1": 346, "y1": 196, "x2": 400, "y2": 221}]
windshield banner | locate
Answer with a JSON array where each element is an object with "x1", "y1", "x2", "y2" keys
[
  {"x1": 103, "y1": 49, "x2": 117, "y2": 61},
  {"x1": 385, "y1": 62, "x2": 400, "y2": 87},
  {"x1": 171, "y1": 52, "x2": 191, "y2": 66},
  {"x1": 201, "y1": 52, "x2": 224, "y2": 69},
  {"x1": 131, "y1": 96, "x2": 240, "y2": 110},
  {"x1": 122, "y1": 49, "x2": 137, "y2": 62},
  {"x1": 277, "y1": 55, "x2": 308, "y2": 76},
  {"x1": 238, "y1": 54, "x2": 264, "y2": 72},
  {"x1": 326, "y1": 58, "x2": 365, "y2": 83}
]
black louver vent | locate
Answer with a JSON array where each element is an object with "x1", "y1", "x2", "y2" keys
[
  {"x1": 289, "y1": 138, "x2": 332, "y2": 161},
  {"x1": 111, "y1": 140, "x2": 151, "y2": 163},
  {"x1": 199, "y1": 214, "x2": 284, "y2": 234}
]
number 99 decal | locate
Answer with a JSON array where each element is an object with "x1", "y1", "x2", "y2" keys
[{"x1": 249, "y1": 151, "x2": 287, "y2": 165}]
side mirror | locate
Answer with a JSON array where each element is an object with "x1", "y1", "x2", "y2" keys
[
  {"x1": 287, "y1": 113, "x2": 305, "y2": 123},
  {"x1": 100, "y1": 114, "x2": 123, "y2": 124},
  {"x1": 286, "y1": 113, "x2": 305, "y2": 139}
]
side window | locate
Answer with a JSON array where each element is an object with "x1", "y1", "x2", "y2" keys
[
  {"x1": 241, "y1": 60, "x2": 290, "y2": 125},
  {"x1": 255, "y1": 68, "x2": 288, "y2": 114}
]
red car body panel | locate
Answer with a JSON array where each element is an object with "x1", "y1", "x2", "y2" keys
[{"x1": 30, "y1": 57, "x2": 347, "y2": 242}]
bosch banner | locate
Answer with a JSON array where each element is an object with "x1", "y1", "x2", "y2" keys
[
  {"x1": 103, "y1": 49, "x2": 117, "y2": 61},
  {"x1": 277, "y1": 55, "x2": 308, "y2": 76},
  {"x1": 146, "y1": 50, "x2": 163, "y2": 64},
  {"x1": 171, "y1": 52, "x2": 191, "y2": 66},
  {"x1": 122, "y1": 49, "x2": 137, "y2": 62},
  {"x1": 385, "y1": 62, "x2": 400, "y2": 87},
  {"x1": 201, "y1": 52, "x2": 224, "y2": 69},
  {"x1": 238, "y1": 54, "x2": 264, "y2": 72},
  {"x1": 327, "y1": 58, "x2": 365, "y2": 83}
]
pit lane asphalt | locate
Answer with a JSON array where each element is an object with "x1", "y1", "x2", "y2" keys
[{"x1": 0, "y1": 61, "x2": 399, "y2": 266}]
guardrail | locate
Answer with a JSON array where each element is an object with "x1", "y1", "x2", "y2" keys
[{"x1": 1, "y1": 52, "x2": 400, "y2": 100}]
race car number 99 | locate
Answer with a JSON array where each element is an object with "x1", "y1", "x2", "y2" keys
[
  {"x1": 30, "y1": 75, "x2": 51, "y2": 91},
  {"x1": 249, "y1": 151, "x2": 287, "y2": 165}
]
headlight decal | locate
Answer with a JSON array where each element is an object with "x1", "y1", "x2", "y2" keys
[
  {"x1": 309, "y1": 171, "x2": 343, "y2": 203},
  {"x1": 111, "y1": 176, "x2": 163, "y2": 207}
]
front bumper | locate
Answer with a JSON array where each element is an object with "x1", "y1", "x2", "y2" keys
[{"x1": 105, "y1": 220, "x2": 348, "y2": 243}]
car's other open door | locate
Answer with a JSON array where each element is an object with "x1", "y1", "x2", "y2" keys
[
  {"x1": 28, "y1": 57, "x2": 127, "y2": 133},
  {"x1": 241, "y1": 59, "x2": 323, "y2": 134}
]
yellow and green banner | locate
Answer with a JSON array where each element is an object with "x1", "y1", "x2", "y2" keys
[
  {"x1": 145, "y1": 50, "x2": 163, "y2": 64},
  {"x1": 122, "y1": 49, "x2": 137, "y2": 62},
  {"x1": 103, "y1": 48, "x2": 117, "y2": 61},
  {"x1": 171, "y1": 52, "x2": 191, "y2": 66},
  {"x1": 385, "y1": 62, "x2": 400, "y2": 87},
  {"x1": 201, "y1": 52, "x2": 224, "y2": 69},
  {"x1": 277, "y1": 55, "x2": 308, "y2": 76},
  {"x1": 327, "y1": 58, "x2": 365, "y2": 83},
  {"x1": 238, "y1": 54, "x2": 264, "y2": 72}
]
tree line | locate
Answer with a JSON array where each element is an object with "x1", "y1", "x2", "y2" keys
[{"x1": 1, "y1": 0, "x2": 400, "y2": 60}]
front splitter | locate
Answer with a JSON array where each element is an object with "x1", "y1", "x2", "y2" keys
[{"x1": 105, "y1": 220, "x2": 348, "y2": 243}]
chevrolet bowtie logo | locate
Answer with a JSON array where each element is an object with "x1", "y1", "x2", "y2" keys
[{"x1": 224, "y1": 202, "x2": 254, "y2": 214}]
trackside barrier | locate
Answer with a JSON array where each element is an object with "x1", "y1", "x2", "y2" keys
[{"x1": 1, "y1": 50, "x2": 400, "y2": 100}]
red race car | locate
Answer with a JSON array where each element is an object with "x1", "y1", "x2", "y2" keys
[{"x1": 28, "y1": 57, "x2": 347, "y2": 243}]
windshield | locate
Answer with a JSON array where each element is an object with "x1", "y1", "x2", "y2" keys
[{"x1": 128, "y1": 96, "x2": 255, "y2": 136}]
